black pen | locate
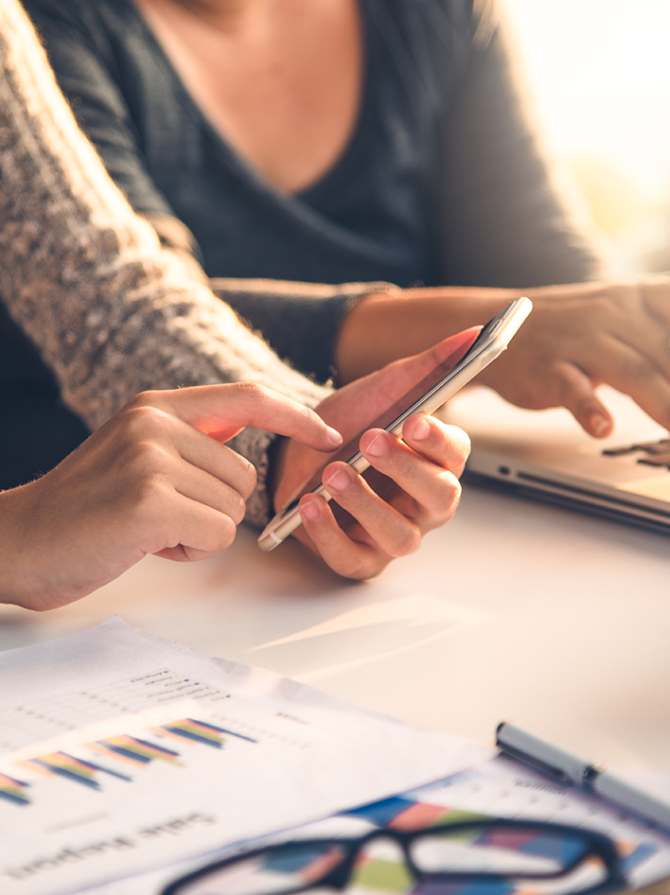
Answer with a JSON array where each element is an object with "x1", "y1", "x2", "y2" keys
[{"x1": 496, "y1": 722, "x2": 670, "y2": 834}]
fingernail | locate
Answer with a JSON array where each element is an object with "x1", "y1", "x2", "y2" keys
[
  {"x1": 325, "y1": 468, "x2": 351, "y2": 492},
  {"x1": 590, "y1": 413, "x2": 610, "y2": 437},
  {"x1": 410, "y1": 416, "x2": 430, "y2": 441},
  {"x1": 300, "y1": 497, "x2": 320, "y2": 522},
  {"x1": 365, "y1": 431, "x2": 391, "y2": 457},
  {"x1": 325, "y1": 426, "x2": 343, "y2": 446}
]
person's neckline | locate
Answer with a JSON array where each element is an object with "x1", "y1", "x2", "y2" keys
[{"x1": 127, "y1": 0, "x2": 375, "y2": 201}]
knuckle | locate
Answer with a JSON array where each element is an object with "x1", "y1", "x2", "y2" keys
[
  {"x1": 643, "y1": 279, "x2": 670, "y2": 315},
  {"x1": 126, "y1": 389, "x2": 162, "y2": 409},
  {"x1": 232, "y1": 381, "x2": 274, "y2": 407},
  {"x1": 389, "y1": 444, "x2": 418, "y2": 479},
  {"x1": 342, "y1": 558, "x2": 386, "y2": 580},
  {"x1": 213, "y1": 515, "x2": 238, "y2": 552},
  {"x1": 442, "y1": 494, "x2": 462, "y2": 523},
  {"x1": 116, "y1": 401, "x2": 172, "y2": 442},
  {"x1": 115, "y1": 478, "x2": 174, "y2": 542},
  {"x1": 439, "y1": 473, "x2": 462, "y2": 507},
  {"x1": 392, "y1": 526, "x2": 422, "y2": 557},
  {"x1": 619, "y1": 355, "x2": 652, "y2": 386},
  {"x1": 228, "y1": 491, "x2": 247, "y2": 525},
  {"x1": 123, "y1": 440, "x2": 172, "y2": 481},
  {"x1": 196, "y1": 514, "x2": 238, "y2": 556},
  {"x1": 108, "y1": 446, "x2": 177, "y2": 516},
  {"x1": 239, "y1": 460, "x2": 257, "y2": 499},
  {"x1": 188, "y1": 514, "x2": 241, "y2": 558},
  {"x1": 129, "y1": 469, "x2": 171, "y2": 512},
  {"x1": 323, "y1": 543, "x2": 382, "y2": 581},
  {"x1": 426, "y1": 471, "x2": 461, "y2": 509},
  {"x1": 590, "y1": 293, "x2": 616, "y2": 317},
  {"x1": 359, "y1": 563, "x2": 387, "y2": 580},
  {"x1": 443, "y1": 424, "x2": 471, "y2": 463},
  {"x1": 416, "y1": 476, "x2": 461, "y2": 529}
]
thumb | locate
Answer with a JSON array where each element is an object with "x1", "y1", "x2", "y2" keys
[
  {"x1": 369, "y1": 326, "x2": 482, "y2": 403},
  {"x1": 427, "y1": 326, "x2": 482, "y2": 369}
]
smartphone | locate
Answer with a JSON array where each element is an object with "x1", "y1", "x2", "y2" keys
[{"x1": 258, "y1": 296, "x2": 532, "y2": 552}]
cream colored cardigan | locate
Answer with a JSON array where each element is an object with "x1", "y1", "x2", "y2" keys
[{"x1": 0, "y1": 0, "x2": 332, "y2": 525}]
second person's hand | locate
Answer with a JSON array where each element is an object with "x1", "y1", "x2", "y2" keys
[
  {"x1": 271, "y1": 329, "x2": 477, "y2": 580},
  {"x1": 336, "y1": 277, "x2": 670, "y2": 440},
  {"x1": 477, "y1": 278, "x2": 670, "y2": 437},
  {"x1": 2, "y1": 383, "x2": 342, "y2": 611}
]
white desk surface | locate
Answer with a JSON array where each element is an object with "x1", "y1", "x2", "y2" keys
[{"x1": 2, "y1": 480, "x2": 669, "y2": 775}]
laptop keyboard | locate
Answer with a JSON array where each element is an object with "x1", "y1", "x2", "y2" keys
[{"x1": 603, "y1": 438, "x2": 670, "y2": 468}]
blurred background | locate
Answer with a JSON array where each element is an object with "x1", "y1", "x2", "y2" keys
[{"x1": 502, "y1": 0, "x2": 670, "y2": 275}]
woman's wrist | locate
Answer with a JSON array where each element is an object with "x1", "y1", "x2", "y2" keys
[{"x1": 0, "y1": 484, "x2": 41, "y2": 609}]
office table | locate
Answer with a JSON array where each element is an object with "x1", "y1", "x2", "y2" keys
[{"x1": 2, "y1": 475, "x2": 669, "y2": 777}]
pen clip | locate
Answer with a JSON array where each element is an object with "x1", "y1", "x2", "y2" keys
[
  {"x1": 495, "y1": 722, "x2": 593, "y2": 786},
  {"x1": 496, "y1": 723, "x2": 670, "y2": 835},
  {"x1": 496, "y1": 739, "x2": 572, "y2": 784}
]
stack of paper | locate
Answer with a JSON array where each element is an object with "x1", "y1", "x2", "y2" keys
[
  {"x1": 2, "y1": 618, "x2": 670, "y2": 895},
  {"x1": 0, "y1": 618, "x2": 486, "y2": 895}
]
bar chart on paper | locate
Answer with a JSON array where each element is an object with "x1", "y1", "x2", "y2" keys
[
  {"x1": 0, "y1": 669, "x2": 328, "y2": 894},
  {"x1": 2, "y1": 712, "x2": 257, "y2": 808},
  {"x1": 0, "y1": 620, "x2": 478, "y2": 895},
  {"x1": 0, "y1": 661, "x2": 319, "y2": 818},
  {"x1": 0, "y1": 667, "x2": 269, "y2": 813}
]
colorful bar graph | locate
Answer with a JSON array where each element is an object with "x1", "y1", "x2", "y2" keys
[
  {"x1": 2, "y1": 716, "x2": 257, "y2": 807},
  {"x1": 0, "y1": 772, "x2": 30, "y2": 806},
  {"x1": 27, "y1": 752, "x2": 131, "y2": 789},
  {"x1": 344, "y1": 797, "x2": 484, "y2": 830},
  {"x1": 90, "y1": 735, "x2": 182, "y2": 768},
  {"x1": 156, "y1": 718, "x2": 257, "y2": 747}
]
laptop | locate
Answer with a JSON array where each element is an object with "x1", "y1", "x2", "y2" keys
[{"x1": 441, "y1": 385, "x2": 670, "y2": 534}]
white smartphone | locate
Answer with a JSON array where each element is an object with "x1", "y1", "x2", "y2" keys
[{"x1": 258, "y1": 296, "x2": 532, "y2": 552}]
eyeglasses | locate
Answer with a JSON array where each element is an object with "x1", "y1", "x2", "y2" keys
[{"x1": 159, "y1": 818, "x2": 626, "y2": 895}]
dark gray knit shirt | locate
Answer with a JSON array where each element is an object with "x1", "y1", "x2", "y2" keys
[{"x1": 24, "y1": 0, "x2": 604, "y2": 381}]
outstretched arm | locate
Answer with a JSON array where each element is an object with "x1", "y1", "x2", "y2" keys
[
  {"x1": 332, "y1": 3, "x2": 670, "y2": 440},
  {"x1": 334, "y1": 278, "x2": 670, "y2": 440},
  {"x1": 0, "y1": 0, "x2": 469, "y2": 587}
]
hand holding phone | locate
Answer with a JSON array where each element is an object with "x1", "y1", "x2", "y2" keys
[{"x1": 258, "y1": 297, "x2": 532, "y2": 551}]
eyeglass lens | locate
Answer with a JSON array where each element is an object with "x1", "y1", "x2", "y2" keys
[
  {"x1": 179, "y1": 844, "x2": 349, "y2": 895},
  {"x1": 172, "y1": 824, "x2": 613, "y2": 895}
]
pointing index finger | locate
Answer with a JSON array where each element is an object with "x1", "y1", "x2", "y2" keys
[{"x1": 137, "y1": 383, "x2": 343, "y2": 450}]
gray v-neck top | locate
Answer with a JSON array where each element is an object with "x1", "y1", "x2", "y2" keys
[{"x1": 25, "y1": 0, "x2": 602, "y2": 292}]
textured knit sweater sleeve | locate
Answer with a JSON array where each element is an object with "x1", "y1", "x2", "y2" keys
[
  {"x1": 21, "y1": 0, "x2": 390, "y2": 383},
  {"x1": 0, "y1": 0, "x2": 332, "y2": 526}
]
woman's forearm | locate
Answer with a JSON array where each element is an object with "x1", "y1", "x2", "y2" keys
[{"x1": 333, "y1": 285, "x2": 520, "y2": 383}]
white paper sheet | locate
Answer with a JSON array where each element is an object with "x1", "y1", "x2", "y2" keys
[
  {"x1": 406, "y1": 757, "x2": 670, "y2": 889},
  {"x1": 0, "y1": 619, "x2": 486, "y2": 895},
  {"x1": 73, "y1": 755, "x2": 670, "y2": 895}
]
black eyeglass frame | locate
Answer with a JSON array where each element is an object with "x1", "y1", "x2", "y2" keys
[{"x1": 160, "y1": 817, "x2": 627, "y2": 895}]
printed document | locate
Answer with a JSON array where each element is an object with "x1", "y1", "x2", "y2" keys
[{"x1": 0, "y1": 618, "x2": 485, "y2": 895}]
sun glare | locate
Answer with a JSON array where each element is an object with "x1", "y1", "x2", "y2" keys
[{"x1": 502, "y1": 0, "x2": 670, "y2": 272}]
